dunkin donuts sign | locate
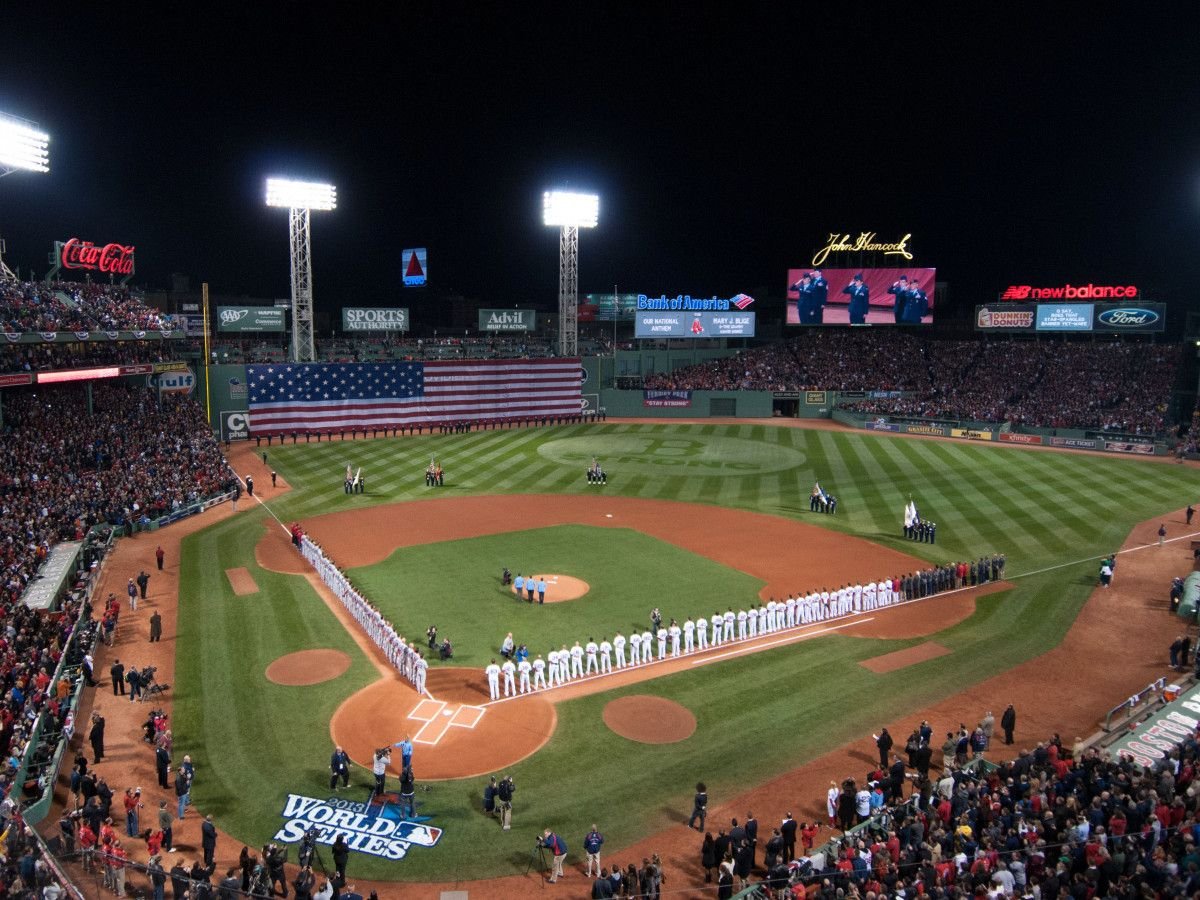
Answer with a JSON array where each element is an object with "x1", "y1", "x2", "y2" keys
[{"x1": 58, "y1": 238, "x2": 136, "y2": 276}]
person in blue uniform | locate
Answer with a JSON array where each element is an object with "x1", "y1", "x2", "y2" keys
[
  {"x1": 791, "y1": 273, "x2": 812, "y2": 324},
  {"x1": 843, "y1": 273, "x2": 870, "y2": 325},
  {"x1": 902, "y1": 281, "x2": 928, "y2": 323},
  {"x1": 809, "y1": 269, "x2": 828, "y2": 324},
  {"x1": 888, "y1": 275, "x2": 909, "y2": 323}
]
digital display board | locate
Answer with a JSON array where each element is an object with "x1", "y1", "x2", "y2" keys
[
  {"x1": 634, "y1": 310, "x2": 756, "y2": 338},
  {"x1": 1035, "y1": 304, "x2": 1094, "y2": 331},
  {"x1": 785, "y1": 268, "x2": 936, "y2": 325}
]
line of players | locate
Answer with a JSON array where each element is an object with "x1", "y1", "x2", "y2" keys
[
  {"x1": 300, "y1": 536, "x2": 430, "y2": 694},
  {"x1": 484, "y1": 576, "x2": 914, "y2": 700}
]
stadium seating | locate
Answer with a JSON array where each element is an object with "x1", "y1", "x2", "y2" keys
[{"x1": 0, "y1": 281, "x2": 170, "y2": 333}]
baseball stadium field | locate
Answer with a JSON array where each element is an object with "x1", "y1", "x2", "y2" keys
[{"x1": 172, "y1": 421, "x2": 1200, "y2": 884}]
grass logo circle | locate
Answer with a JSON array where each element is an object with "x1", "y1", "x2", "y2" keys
[{"x1": 538, "y1": 434, "x2": 806, "y2": 477}]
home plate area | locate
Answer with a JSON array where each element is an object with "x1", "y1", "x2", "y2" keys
[{"x1": 407, "y1": 698, "x2": 485, "y2": 745}]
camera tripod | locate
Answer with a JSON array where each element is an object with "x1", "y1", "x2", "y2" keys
[{"x1": 526, "y1": 842, "x2": 548, "y2": 888}]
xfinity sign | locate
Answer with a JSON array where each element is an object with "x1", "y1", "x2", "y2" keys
[{"x1": 341, "y1": 307, "x2": 409, "y2": 332}]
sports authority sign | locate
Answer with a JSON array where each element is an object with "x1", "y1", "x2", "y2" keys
[
  {"x1": 999, "y1": 283, "x2": 1138, "y2": 301},
  {"x1": 275, "y1": 793, "x2": 442, "y2": 861},
  {"x1": 342, "y1": 308, "x2": 409, "y2": 332},
  {"x1": 477, "y1": 309, "x2": 536, "y2": 332},
  {"x1": 56, "y1": 238, "x2": 136, "y2": 276},
  {"x1": 217, "y1": 307, "x2": 285, "y2": 333}
]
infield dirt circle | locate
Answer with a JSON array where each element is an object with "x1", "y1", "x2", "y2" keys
[
  {"x1": 265, "y1": 649, "x2": 351, "y2": 685},
  {"x1": 510, "y1": 574, "x2": 589, "y2": 603},
  {"x1": 603, "y1": 695, "x2": 697, "y2": 743}
]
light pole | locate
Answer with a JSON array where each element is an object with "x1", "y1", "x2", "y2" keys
[
  {"x1": 0, "y1": 112, "x2": 50, "y2": 281},
  {"x1": 543, "y1": 190, "x2": 598, "y2": 358},
  {"x1": 266, "y1": 177, "x2": 337, "y2": 363}
]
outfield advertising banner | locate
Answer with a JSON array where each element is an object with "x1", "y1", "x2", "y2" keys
[
  {"x1": 643, "y1": 390, "x2": 692, "y2": 408},
  {"x1": 786, "y1": 268, "x2": 936, "y2": 325},
  {"x1": 976, "y1": 304, "x2": 1037, "y2": 331},
  {"x1": 342, "y1": 308, "x2": 409, "y2": 332},
  {"x1": 1050, "y1": 437, "x2": 1097, "y2": 449},
  {"x1": 218, "y1": 307, "x2": 285, "y2": 333},
  {"x1": 1036, "y1": 304, "x2": 1094, "y2": 332},
  {"x1": 221, "y1": 410, "x2": 250, "y2": 441},
  {"x1": 865, "y1": 418, "x2": 900, "y2": 432},
  {"x1": 1105, "y1": 441, "x2": 1155, "y2": 455},
  {"x1": 950, "y1": 428, "x2": 993, "y2": 441},
  {"x1": 904, "y1": 424, "x2": 947, "y2": 436},
  {"x1": 477, "y1": 309, "x2": 536, "y2": 332},
  {"x1": 634, "y1": 311, "x2": 756, "y2": 338},
  {"x1": 998, "y1": 433, "x2": 1044, "y2": 446}
]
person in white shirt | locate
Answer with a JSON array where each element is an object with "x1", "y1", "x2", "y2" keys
[
  {"x1": 656, "y1": 627, "x2": 668, "y2": 660},
  {"x1": 786, "y1": 594, "x2": 797, "y2": 627},
  {"x1": 696, "y1": 616, "x2": 708, "y2": 650},
  {"x1": 613, "y1": 632, "x2": 627, "y2": 668},
  {"x1": 501, "y1": 659, "x2": 516, "y2": 697},
  {"x1": 757, "y1": 605, "x2": 768, "y2": 635},
  {"x1": 517, "y1": 658, "x2": 532, "y2": 694},
  {"x1": 736, "y1": 608, "x2": 748, "y2": 640},
  {"x1": 585, "y1": 639, "x2": 599, "y2": 674},
  {"x1": 570, "y1": 642, "x2": 585, "y2": 679},
  {"x1": 683, "y1": 619, "x2": 695, "y2": 653},
  {"x1": 485, "y1": 660, "x2": 501, "y2": 701},
  {"x1": 641, "y1": 630, "x2": 653, "y2": 662},
  {"x1": 599, "y1": 638, "x2": 613, "y2": 673},
  {"x1": 711, "y1": 612, "x2": 724, "y2": 647},
  {"x1": 668, "y1": 621, "x2": 682, "y2": 657},
  {"x1": 533, "y1": 655, "x2": 547, "y2": 690},
  {"x1": 558, "y1": 645, "x2": 571, "y2": 683},
  {"x1": 723, "y1": 609, "x2": 735, "y2": 642},
  {"x1": 766, "y1": 599, "x2": 778, "y2": 632},
  {"x1": 547, "y1": 650, "x2": 560, "y2": 688},
  {"x1": 747, "y1": 607, "x2": 758, "y2": 638},
  {"x1": 414, "y1": 654, "x2": 428, "y2": 696},
  {"x1": 629, "y1": 632, "x2": 642, "y2": 665}
]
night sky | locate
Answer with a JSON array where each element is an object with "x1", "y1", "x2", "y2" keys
[{"x1": 2, "y1": 5, "x2": 1199, "y2": 321}]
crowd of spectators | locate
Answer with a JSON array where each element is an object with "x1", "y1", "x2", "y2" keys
[
  {"x1": 0, "y1": 384, "x2": 238, "y2": 615},
  {"x1": 642, "y1": 333, "x2": 1180, "y2": 434},
  {"x1": 0, "y1": 341, "x2": 179, "y2": 375},
  {"x1": 720, "y1": 717, "x2": 1200, "y2": 900},
  {"x1": 0, "y1": 281, "x2": 171, "y2": 334}
]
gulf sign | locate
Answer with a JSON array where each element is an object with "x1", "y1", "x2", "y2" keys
[{"x1": 156, "y1": 366, "x2": 196, "y2": 395}]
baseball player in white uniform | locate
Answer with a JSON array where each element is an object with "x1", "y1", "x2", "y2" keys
[
  {"x1": 533, "y1": 655, "x2": 547, "y2": 690},
  {"x1": 656, "y1": 627, "x2": 668, "y2": 660},
  {"x1": 599, "y1": 637, "x2": 612, "y2": 673},
  {"x1": 697, "y1": 615, "x2": 708, "y2": 650},
  {"x1": 585, "y1": 639, "x2": 599, "y2": 674},
  {"x1": 669, "y1": 621, "x2": 681, "y2": 657},
  {"x1": 628, "y1": 632, "x2": 641, "y2": 665},
  {"x1": 747, "y1": 607, "x2": 757, "y2": 639},
  {"x1": 570, "y1": 642, "x2": 585, "y2": 679},
  {"x1": 736, "y1": 608, "x2": 748, "y2": 640},
  {"x1": 485, "y1": 660, "x2": 501, "y2": 701},
  {"x1": 710, "y1": 612, "x2": 723, "y2": 647},
  {"x1": 518, "y1": 658, "x2": 532, "y2": 694},
  {"x1": 547, "y1": 650, "x2": 560, "y2": 688},
  {"x1": 614, "y1": 632, "x2": 627, "y2": 668},
  {"x1": 641, "y1": 630, "x2": 653, "y2": 663},
  {"x1": 501, "y1": 659, "x2": 516, "y2": 697},
  {"x1": 683, "y1": 619, "x2": 695, "y2": 653},
  {"x1": 723, "y1": 609, "x2": 735, "y2": 642}
]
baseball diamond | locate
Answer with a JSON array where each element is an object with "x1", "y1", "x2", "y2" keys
[{"x1": 152, "y1": 423, "x2": 1200, "y2": 890}]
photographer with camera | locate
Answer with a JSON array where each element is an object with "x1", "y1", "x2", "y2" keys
[
  {"x1": 496, "y1": 774, "x2": 514, "y2": 831},
  {"x1": 372, "y1": 746, "x2": 391, "y2": 798},
  {"x1": 264, "y1": 843, "x2": 288, "y2": 896},
  {"x1": 540, "y1": 829, "x2": 568, "y2": 883}
]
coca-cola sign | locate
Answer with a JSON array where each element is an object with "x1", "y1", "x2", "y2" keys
[{"x1": 59, "y1": 238, "x2": 136, "y2": 276}]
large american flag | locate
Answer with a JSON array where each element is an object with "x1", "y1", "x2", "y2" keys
[{"x1": 246, "y1": 359, "x2": 582, "y2": 434}]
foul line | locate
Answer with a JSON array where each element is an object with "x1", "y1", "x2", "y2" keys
[{"x1": 1008, "y1": 527, "x2": 1200, "y2": 580}]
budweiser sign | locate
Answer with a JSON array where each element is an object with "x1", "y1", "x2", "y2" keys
[{"x1": 60, "y1": 238, "x2": 136, "y2": 276}]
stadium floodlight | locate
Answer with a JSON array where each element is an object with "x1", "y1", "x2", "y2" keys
[
  {"x1": 544, "y1": 190, "x2": 599, "y2": 357},
  {"x1": 543, "y1": 190, "x2": 598, "y2": 228},
  {"x1": 0, "y1": 113, "x2": 50, "y2": 175},
  {"x1": 265, "y1": 178, "x2": 337, "y2": 211},
  {"x1": 265, "y1": 177, "x2": 337, "y2": 363}
]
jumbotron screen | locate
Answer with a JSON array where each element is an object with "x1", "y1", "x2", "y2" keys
[{"x1": 785, "y1": 267, "x2": 937, "y2": 325}]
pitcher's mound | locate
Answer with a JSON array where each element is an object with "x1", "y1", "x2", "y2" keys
[
  {"x1": 510, "y1": 574, "x2": 589, "y2": 603},
  {"x1": 603, "y1": 695, "x2": 696, "y2": 744},
  {"x1": 266, "y1": 649, "x2": 351, "y2": 685}
]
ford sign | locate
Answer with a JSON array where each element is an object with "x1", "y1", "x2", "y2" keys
[{"x1": 1097, "y1": 307, "x2": 1159, "y2": 327}]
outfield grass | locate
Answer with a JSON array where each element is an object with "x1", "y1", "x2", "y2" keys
[{"x1": 175, "y1": 424, "x2": 1200, "y2": 881}]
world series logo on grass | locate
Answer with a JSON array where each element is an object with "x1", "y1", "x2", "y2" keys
[{"x1": 275, "y1": 793, "x2": 443, "y2": 861}]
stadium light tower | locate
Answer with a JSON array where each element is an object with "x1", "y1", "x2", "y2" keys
[
  {"x1": 0, "y1": 112, "x2": 50, "y2": 280},
  {"x1": 543, "y1": 190, "x2": 599, "y2": 358},
  {"x1": 266, "y1": 177, "x2": 337, "y2": 363}
]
